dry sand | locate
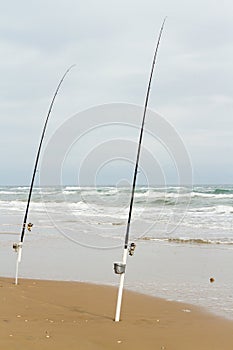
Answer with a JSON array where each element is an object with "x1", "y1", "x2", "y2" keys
[{"x1": 0, "y1": 277, "x2": 233, "y2": 350}]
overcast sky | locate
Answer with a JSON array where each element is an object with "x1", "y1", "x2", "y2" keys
[{"x1": 1, "y1": 0, "x2": 233, "y2": 186}]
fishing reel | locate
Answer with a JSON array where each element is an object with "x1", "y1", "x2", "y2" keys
[
  {"x1": 128, "y1": 242, "x2": 136, "y2": 256},
  {"x1": 27, "y1": 223, "x2": 33, "y2": 232},
  {"x1": 13, "y1": 242, "x2": 22, "y2": 253}
]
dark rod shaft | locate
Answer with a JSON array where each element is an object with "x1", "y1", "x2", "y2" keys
[
  {"x1": 20, "y1": 64, "x2": 75, "y2": 243},
  {"x1": 124, "y1": 19, "x2": 166, "y2": 249}
]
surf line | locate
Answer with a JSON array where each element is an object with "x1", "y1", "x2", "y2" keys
[
  {"x1": 13, "y1": 64, "x2": 75, "y2": 285},
  {"x1": 113, "y1": 18, "x2": 166, "y2": 322}
]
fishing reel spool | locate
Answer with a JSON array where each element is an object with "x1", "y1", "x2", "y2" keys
[
  {"x1": 128, "y1": 242, "x2": 136, "y2": 256},
  {"x1": 27, "y1": 223, "x2": 33, "y2": 232},
  {"x1": 13, "y1": 242, "x2": 22, "y2": 253}
]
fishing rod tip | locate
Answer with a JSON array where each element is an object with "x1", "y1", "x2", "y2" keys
[
  {"x1": 68, "y1": 64, "x2": 77, "y2": 70},
  {"x1": 162, "y1": 16, "x2": 167, "y2": 25}
]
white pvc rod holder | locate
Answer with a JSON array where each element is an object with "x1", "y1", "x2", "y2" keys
[
  {"x1": 15, "y1": 243, "x2": 22, "y2": 285},
  {"x1": 115, "y1": 248, "x2": 128, "y2": 322}
]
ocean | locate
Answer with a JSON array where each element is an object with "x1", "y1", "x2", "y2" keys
[{"x1": 1, "y1": 185, "x2": 233, "y2": 319}]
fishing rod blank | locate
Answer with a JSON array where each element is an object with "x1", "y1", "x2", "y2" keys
[
  {"x1": 114, "y1": 18, "x2": 166, "y2": 322},
  {"x1": 13, "y1": 64, "x2": 75, "y2": 285}
]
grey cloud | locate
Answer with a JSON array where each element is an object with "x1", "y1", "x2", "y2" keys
[{"x1": 1, "y1": 0, "x2": 233, "y2": 184}]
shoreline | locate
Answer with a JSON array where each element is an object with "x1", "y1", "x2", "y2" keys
[
  {"x1": 2, "y1": 236, "x2": 233, "y2": 321},
  {"x1": 1, "y1": 277, "x2": 233, "y2": 349}
]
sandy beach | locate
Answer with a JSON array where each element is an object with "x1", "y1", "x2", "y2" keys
[{"x1": 1, "y1": 277, "x2": 233, "y2": 350}]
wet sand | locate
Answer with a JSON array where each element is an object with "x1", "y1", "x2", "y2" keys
[{"x1": 0, "y1": 277, "x2": 233, "y2": 349}]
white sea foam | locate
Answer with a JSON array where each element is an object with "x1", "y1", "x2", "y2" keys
[{"x1": 1, "y1": 185, "x2": 233, "y2": 244}]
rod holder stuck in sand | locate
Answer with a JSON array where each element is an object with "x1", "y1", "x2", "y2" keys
[
  {"x1": 114, "y1": 248, "x2": 128, "y2": 322},
  {"x1": 13, "y1": 242, "x2": 23, "y2": 285}
]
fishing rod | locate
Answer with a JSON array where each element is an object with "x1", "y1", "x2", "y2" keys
[
  {"x1": 113, "y1": 18, "x2": 166, "y2": 322},
  {"x1": 13, "y1": 64, "x2": 75, "y2": 285}
]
